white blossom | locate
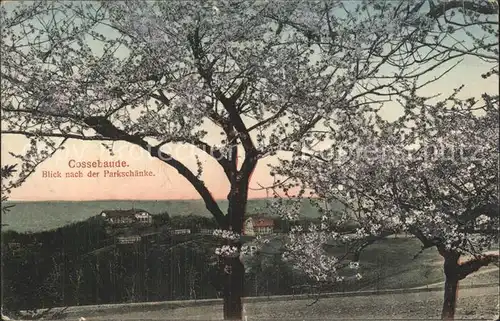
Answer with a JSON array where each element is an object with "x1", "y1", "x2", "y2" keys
[
  {"x1": 215, "y1": 245, "x2": 239, "y2": 258},
  {"x1": 213, "y1": 229, "x2": 241, "y2": 241}
]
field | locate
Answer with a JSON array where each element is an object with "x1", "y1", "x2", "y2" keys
[
  {"x1": 257, "y1": 236, "x2": 499, "y2": 292},
  {"x1": 59, "y1": 286, "x2": 499, "y2": 320},
  {"x1": 355, "y1": 239, "x2": 498, "y2": 290},
  {"x1": 1, "y1": 198, "x2": 327, "y2": 233},
  {"x1": 342, "y1": 237, "x2": 446, "y2": 290}
]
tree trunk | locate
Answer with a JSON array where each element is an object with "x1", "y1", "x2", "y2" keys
[
  {"x1": 440, "y1": 252, "x2": 460, "y2": 321},
  {"x1": 223, "y1": 256, "x2": 245, "y2": 320},
  {"x1": 222, "y1": 176, "x2": 251, "y2": 320},
  {"x1": 441, "y1": 274, "x2": 459, "y2": 320}
]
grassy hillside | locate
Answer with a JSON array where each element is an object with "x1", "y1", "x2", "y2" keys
[
  {"x1": 246, "y1": 235, "x2": 499, "y2": 293},
  {"x1": 324, "y1": 237, "x2": 498, "y2": 292},
  {"x1": 1, "y1": 198, "x2": 334, "y2": 233}
]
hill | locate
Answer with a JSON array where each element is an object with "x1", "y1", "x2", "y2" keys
[{"x1": 1, "y1": 198, "x2": 336, "y2": 233}]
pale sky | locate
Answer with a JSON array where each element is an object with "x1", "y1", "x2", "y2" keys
[{"x1": 1, "y1": 3, "x2": 497, "y2": 201}]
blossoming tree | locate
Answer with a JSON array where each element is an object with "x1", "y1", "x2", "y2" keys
[
  {"x1": 1, "y1": 0, "x2": 498, "y2": 319},
  {"x1": 273, "y1": 84, "x2": 499, "y2": 320}
]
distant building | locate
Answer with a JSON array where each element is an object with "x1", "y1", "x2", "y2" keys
[
  {"x1": 100, "y1": 209, "x2": 153, "y2": 225},
  {"x1": 200, "y1": 228, "x2": 214, "y2": 235},
  {"x1": 7, "y1": 242, "x2": 21, "y2": 251},
  {"x1": 172, "y1": 229, "x2": 191, "y2": 235},
  {"x1": 243, "y1": 217, "x2": 274, "y2": 236},
  {"x1": 243, "y1": 218, "x2": 255, "y2": 236},
  {"x1": 116, "y1": 235, "x2": 142, "y2": 244}
]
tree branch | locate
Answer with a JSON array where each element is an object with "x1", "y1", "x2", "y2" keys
[
  {"x1": 150, "y1": 133, "x2": 234, "y2": 180},
  {"x1": 82, "y1": 117, "x2": 228, "y2": 227},
  {"x1": 457, "y1": 253, "x2": 499, "y2": 280},
  {"x1": 216, "y1": 89, "x2": 256, "y2": 155},
  {"x1": 1, "y1": 130, "x2": 111, "y2": 141},
  {"x1": 427, "y1": 0, "x2": 499, "y2": 19},
  {"x1": 460, "y1": 202, "x2": 499, "y2": 223},
  {"x1": 247, "y1": 101, "x2": 291, "y2": 132}
]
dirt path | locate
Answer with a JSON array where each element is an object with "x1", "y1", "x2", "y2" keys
[
  {"x1": 412, "y1": 266, "x2": 499, "y2": 289},
  {"x1": 65, "y1": 286, "x2": 499, "y2": 320}
]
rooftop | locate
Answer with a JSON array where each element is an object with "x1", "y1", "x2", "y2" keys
[
  {"x1": 251, "y1": 217, "x2": 274, "y2": 228},
  {"x1": 100, "y1": 209, "x2": 149, "y2": 218}
]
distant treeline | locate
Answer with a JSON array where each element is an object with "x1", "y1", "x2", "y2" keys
[{"x1": 1, "y1": 212, "x2": 319, "y2": 312}]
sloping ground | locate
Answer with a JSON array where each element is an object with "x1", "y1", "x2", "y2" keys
[
  {"x1": 462, "y1": 268, "x2": 499, "y2": 285},
  {"x1": 59, "y1": 286, "x2": 499, "y2": 320},
  {"x1": 352, "y1": 238, "x2": 444, "y2": 290},
  {"x1": 252, "y1": 236, "x2": 499, "y2": 292},
  {"x1": 360, "y1": 261, "x2": 499, "y2": 291},
  {"x1": 340, "y1": 239, "x2": 499, "y2": 292}
]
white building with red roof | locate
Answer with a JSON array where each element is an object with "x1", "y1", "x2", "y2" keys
[{"x1": 243, "y1": 216, "x2": 274, "y2": 236}]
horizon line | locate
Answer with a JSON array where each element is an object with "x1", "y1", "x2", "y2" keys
[{"x1": 3, "y1": 196, "x2": 283, "y2": 202}]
